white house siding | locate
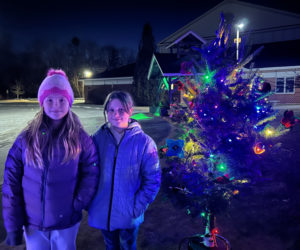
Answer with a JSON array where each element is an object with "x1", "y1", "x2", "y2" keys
[
  {"x1": 83, "y1": 77, "x2": 133, "y2": 104},
  {"x1": 84, "y1": 77, "x2": 133, "y2": 86}
]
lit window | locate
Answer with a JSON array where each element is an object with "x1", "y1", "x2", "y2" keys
[{"x1": 275, "y1": 77, "x2": 295, "y2": 94}]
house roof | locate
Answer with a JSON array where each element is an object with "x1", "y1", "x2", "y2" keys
[
  {"x1": 166, "y1": 31, "x2": 206, "y2": 49},
  {"x1": 149, "y1": 39, "x2": 300, "y2": 77},
  {"x1": 94, "y1": 63, "x2": 135, "y2": 78},
  {"x1": 148, "y1": 52, "x2": 206, "y2": 79},
  {"x1": 158, "y1": 0, "x2": 300, "y2": 48},
  {"x1": 247, "y1": 39, "x2": 300, "y2": 68},
  {"x1": 154, "y1": 53, "x2": 181, "y2": 74}
]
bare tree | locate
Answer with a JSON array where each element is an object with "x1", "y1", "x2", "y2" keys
[{"x1": 10, "y1": 80, "x2": 25, "y2": 99}]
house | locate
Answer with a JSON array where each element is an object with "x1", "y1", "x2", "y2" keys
[
  {"x1": 244, "y1": 40, "x2": 300, "y2": 104},
  {"x1": 158, "y1": 0, "x2": 300, "y2": 51},
  {"x1": 83, "y1": 63, "x2": 135, "y2": 104},
  {"x1": 83, "y1": 0, "x2": 300, "y2": 105},
  {"x1": 150, "y1": 0, "x2": 300, "y2": 105}
]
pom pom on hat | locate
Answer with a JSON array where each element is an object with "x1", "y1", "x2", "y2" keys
[
  {"x1": 47, "y1": 68, "x2": 68, "y2": 78},
  {"x1": 38, "y1": 68, "x2": 74, "y2": 106}
]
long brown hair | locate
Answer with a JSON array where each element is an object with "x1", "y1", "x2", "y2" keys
[{"x1": 24, "y1": 108, "x2": 82, "y2": 169}]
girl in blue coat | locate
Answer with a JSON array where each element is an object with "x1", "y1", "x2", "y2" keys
[
  {"x1": 88, "y1": 91, "x2": 161, "y2": 250},
  {"x1": 2, "y1": 69, "x2": 99, "y2": 249}
]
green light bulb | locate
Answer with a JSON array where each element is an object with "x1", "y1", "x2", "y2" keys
[{"x1": 217, "y1": 162, "x2": 227, "y2": 172}]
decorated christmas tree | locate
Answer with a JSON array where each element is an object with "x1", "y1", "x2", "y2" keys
[{"x1": 160, "y1": 14, "x2": 298, "y2": 248}]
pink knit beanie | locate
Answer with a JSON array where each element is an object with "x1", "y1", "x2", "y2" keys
[{"x1": 38, "y1": 69, "x2": 74, "y2": 106}]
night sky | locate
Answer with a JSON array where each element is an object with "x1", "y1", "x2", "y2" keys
[{"x1": 1, "y1": 0, "x2": 299, "y2": 52}]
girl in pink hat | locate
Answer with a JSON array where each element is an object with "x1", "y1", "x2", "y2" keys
[{"x1": 2, "y1": 69, "x2": 99, "y2": 250}]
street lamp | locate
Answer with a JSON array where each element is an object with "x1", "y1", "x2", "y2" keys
[
  {"x1": 83, "y1": 70, "x2": 93, "y2": 78},
  {"x1": 235, "y1": 22, "x2": 244, "y2": 61}
]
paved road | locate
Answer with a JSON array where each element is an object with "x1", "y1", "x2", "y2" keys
[{"x1": 0, "y1": 103, "x2": 151, "y2": 184}]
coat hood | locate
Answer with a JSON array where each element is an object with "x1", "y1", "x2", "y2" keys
[{"x1": 101, "y1": 119, "x2": 143, "y2": 136}]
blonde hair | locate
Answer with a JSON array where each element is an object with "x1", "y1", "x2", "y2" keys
[{"x1": 24, "y1": 109, "x2": 82, "y2": 169}]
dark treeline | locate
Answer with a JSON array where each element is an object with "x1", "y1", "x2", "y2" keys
[{"x1": 0, "y1": 35, "x2": 136, "y2": 99}]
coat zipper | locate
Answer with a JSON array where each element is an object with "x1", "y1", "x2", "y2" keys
[
  {"x1": 107, "y1": 129, "x2": 125, "y2": 231},
  {"x1": 107, "y1": 145, "x2": 119, "y2": 231}
]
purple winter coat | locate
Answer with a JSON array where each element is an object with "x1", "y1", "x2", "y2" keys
[
  {"x1": 2, "y1": 128, "x2": 99, "y2": 233},
  {"x1": 88, "y1": 121, "x2": 161, "y2": 231}
]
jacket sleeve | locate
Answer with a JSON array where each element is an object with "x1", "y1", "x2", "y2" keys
[
  {"x1": 2, "y1": 135, "x2": 26, "y2": 234},
  {"x1": 73, "y1": 132, "x2": 100, "y2": 211},
  {"x1": 133, "y1": 136, "x2": 161, "y2": 217},
  {"x1": 5, "y1": 230, "x2": 23, "y2": 246}
]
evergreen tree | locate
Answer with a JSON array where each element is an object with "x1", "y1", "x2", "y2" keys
[
  {"x1": 161, "y1": 14, "x2": 293, "y2": 228},
  {"x1": 134, "y1": 23, "x2": 156, "y2": 105}
]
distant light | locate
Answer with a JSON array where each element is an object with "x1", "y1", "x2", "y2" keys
[
  {"x1": 237, "y1": 23, "x2": 244, "y2": 29},
  {"x1": 84, "y1": 70, "x2": 93, "y2": 78}
]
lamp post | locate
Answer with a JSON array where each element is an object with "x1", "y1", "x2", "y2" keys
[{"x1": 236, "y1": 23, "x2": 244, "y2": 61}]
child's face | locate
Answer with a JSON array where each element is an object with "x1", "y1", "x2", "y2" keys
[
  {"x1": 43, "y1": 94, "x2": 70, "y2": 121},
  {"x1": 107, "y1": 98, "x2": 132, "y2": 129}
]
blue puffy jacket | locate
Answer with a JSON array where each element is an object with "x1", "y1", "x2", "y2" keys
[
  {"x1": 88, "y1": 121, "x2": 161, "y2": 231},
  {"x1": 2, "y1": 128, "x2": 99, "y2": 234}
]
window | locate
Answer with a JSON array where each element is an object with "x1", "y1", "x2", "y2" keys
[
  {"x1": 286, "y1": 77, "x2": 295, "y2": 93},
  {"x1": 276, "y1": 78, "x2": 284, "y2": 93},
  {"x1": 275, "y1": 77, "x2": 295, "y2": 94}
]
